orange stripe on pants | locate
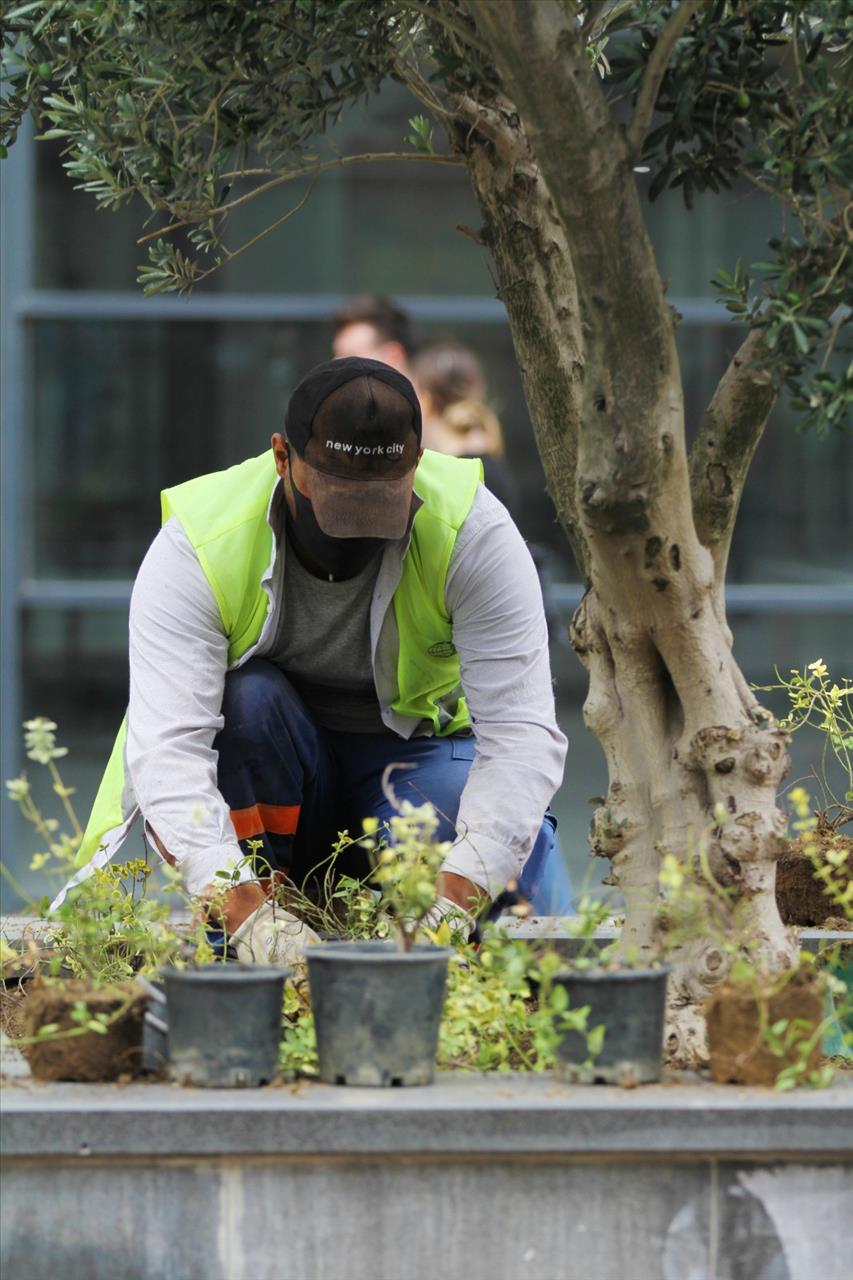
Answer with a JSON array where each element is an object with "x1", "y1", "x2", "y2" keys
[{"x1": 229, "y1": 803, "x2": 301, "y2": 841}]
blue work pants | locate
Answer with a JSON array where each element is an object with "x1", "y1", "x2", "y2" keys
[{"x1": 213, "y1": 658, "x2": 562, "y2": 907}]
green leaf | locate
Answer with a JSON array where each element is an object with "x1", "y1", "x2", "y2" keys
[
  {"x1": 586, "y1": 1023, "x2": 606, "y2": 1057},
  {"x1": 791, "y1": 322, "x2": 810, "y2": 355},
  {"x1": 3, "y1": 1, "x2": 48, "y2": 19}
]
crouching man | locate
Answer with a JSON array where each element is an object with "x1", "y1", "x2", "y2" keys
[{"x1": 62, "y1": 358, "x2": 567, "y2": 963}]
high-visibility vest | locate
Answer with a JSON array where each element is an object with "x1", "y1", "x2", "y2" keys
[{"x1": 73, "y1": 448, "x2": 482, "y2": 874}]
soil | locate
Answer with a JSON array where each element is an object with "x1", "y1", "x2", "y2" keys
[
  {"x1": 21, "y1": 978, "x2": 147, "y2": 1083},
  {"x1": 705, "y1": 970, "x2": 826, "y2": 1086},
  {"x1": 776, "y1": 832, "x2": 853, "y2": 926},
  {"x1": 820, "y1": 916, "x2": 853, "y2": 933}
]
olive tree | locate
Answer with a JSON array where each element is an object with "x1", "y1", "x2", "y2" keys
[{"x1": 3, "y1": 0, "x2": 850, "y2": 1059}]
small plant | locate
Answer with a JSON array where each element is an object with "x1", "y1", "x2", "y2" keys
[
  {"x1": 2, "y1": 718, "x2": 193, "y2": 1076},
  {"x1": 754, "y1": 659, "x2": 852, "y2": 831},
  {"x1": 357, "y1": 781, "x2": 452, "y2": 954},
  {"x1": 758, "y1": 981, "x2": 835, "y2": 1091},
  {"x1": 271, "y1": 835, "x2": 393, "y2": 944},
  {"x1": 279, "y1": 982, "x2": 318, "y2": 1078},
  {"x1": 437, "y1": 931, "x2": 604, "y2": 1074},
  {"x1": 4, "y1": 719, "x2": 186, "y2": 987},
  {"x1": 204, "y1": 827, "x2": 394, "y2": 950},
  {"x1": 658, "y1": 827, "x2": 752, "y2": 967},
  {"x1": 789, "y1": 785, "x2": 853, "y2": 924},
  {"x1": 787, "y1": 784, "x2": 852, "y2": 1067},
  {"x1": 755, "y1": 660, "x2": 852, "y2": 931},
  {"x1": 562, "y1": 893, "x2": 621, "y2": 968},
  {"x1": 714, "y1": 954, "x2": 835, "y2": 1091},
  {"x1": 287, "y1": 774, "x2": 470, "y2": 1086}
]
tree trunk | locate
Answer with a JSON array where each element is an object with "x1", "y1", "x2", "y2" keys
[
  {"x1": 450, "y1": 7, "x2": 796, "y2": 1063},
  {"x1": 570, "y1": 504, "x2": 795, "y2": 1063}
]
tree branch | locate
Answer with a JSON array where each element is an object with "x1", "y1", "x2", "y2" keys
[
  {"x1": 689, "y1": 326, "x2": 779, "y2": 578},
  {"x1": 449, "y1": 92, "x2": 589, "y2": 576},
  {"x1": 465, "y1": 0, "x2": 683, "y2": 532},
  {"x1": 465, "y1": 0, "x2": 671, "y2": 336},
  {"x1": 136, "y1": 149, "x2": 462, "y2": 244},
  {"x1": 626, "y1": 0, "x2": 702, "y2": 160},
  {"x1": 191, "y1": 172, "x2": 321, "y2": 287},
  {"x1": 390, "y1": 48, "x2": 455, "y2": 125}
]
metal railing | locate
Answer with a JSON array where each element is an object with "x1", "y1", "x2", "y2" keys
[
  {"x1": 16, "y1": 576, "x2": 853, "y2": 614},
  {"x1": 13, "y1": 290, "x2": 729, "y2": 326}
]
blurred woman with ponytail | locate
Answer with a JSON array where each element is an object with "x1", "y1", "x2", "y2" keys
[{"x1": 413, "y1": 344, "x2": 518, "y2": 518}]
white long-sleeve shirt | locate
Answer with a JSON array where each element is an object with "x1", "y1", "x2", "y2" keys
[{"x1": 127, "y1": 482, "x2": 567, "y2": 896}]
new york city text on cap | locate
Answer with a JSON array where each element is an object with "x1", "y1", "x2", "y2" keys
[{"x1": 285, "y1": 356, "x2": 422, "y2": 481}]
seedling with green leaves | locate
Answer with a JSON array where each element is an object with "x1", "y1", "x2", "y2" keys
[
  {"x1": 755, "y1": 659, "x2": 853, "y2": 831},
  {"x1": 2, "y1": 719, "x2": 197, "y2": 1066},
  {"x1": 3, "y1": 718, "x2": 188, "y2": 986},
  {"x1": 360, "y1": 799, "x2": 449, "y2": 954}
]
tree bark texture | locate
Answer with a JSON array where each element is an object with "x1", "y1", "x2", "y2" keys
[{"x1": 459, "y1": 0, "x2": 795, "y2": 1062}]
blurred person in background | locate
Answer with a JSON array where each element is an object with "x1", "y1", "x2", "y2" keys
[
  {"x1": 332, "y1": 293, "x2": 415, "y2": 376},
  {"x1": 412, "y1": 342, "x2": 518, "y2": 519}
]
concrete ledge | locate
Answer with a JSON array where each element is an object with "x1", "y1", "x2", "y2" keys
[
  {"x1": 3, "y1": 1073, "x2": 852, "y2": 1160},
  {"x1": 4, "y1": 915, "x2": 852, "y2": 1280},
  {"x1": 3, "y1": 1076, "x2": 853, "y2": 1280}
]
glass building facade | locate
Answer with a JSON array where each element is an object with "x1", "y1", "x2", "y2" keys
[{"x1": 2, "y1": 84, "x2": 851, "y2": 903}]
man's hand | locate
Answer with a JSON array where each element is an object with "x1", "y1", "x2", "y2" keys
[
  {"x1": 147, "y1": 823, "x2": 267, "y2": 934},
  {"x1": 436, "y1": 871, "x2": 488, "y2": 915},
  {"x1": 217, "y1": 881, "x2": 267, "y2": 933},
  {"x1": 230, "y1": 900, "x2": 320, "y2": 987},
  {"x1": 423, "y1": 894, "x2": 475, "y2": 941},
  {"x1": 425, "y1": 872, "x2": 489, "y2": 942}
]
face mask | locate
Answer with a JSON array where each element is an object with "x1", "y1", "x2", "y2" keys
[{"x1": 285, "y1": 475, "x2": 385, "y2": 581}]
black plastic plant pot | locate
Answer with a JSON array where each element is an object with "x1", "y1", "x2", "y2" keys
[
  {"x1": 160, "y1": 964, "x2": 288, "y2": 1088},
  {"x1": 552, "y1": 966, "x2": 671, "y2": 1086},
  {"x1": 306, "y1": 941, "x2": 452, "y2": 1087},
  {"x1": 138, "y1": 977, "x2": 168, "y2": 1075}
]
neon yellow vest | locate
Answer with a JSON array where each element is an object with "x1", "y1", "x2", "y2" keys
[{"x1": 75, "y1": 449, "x2": 482, "y2": 869}]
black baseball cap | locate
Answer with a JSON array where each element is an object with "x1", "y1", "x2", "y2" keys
[{"x1": 285, "y1": 357, "x2": 422, "y2": 538}]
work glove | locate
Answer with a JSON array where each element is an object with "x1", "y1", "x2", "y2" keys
[
  {"x1": 422, "y1": 895, "x2": 476, "y2": 943},
  {"x1": 230, "y1": 902, "x2": 320, "y2": 989}
]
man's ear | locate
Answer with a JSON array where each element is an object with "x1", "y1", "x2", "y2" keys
[{"x1": 271, "y1": 433, "x2": 289, "y2": 478}]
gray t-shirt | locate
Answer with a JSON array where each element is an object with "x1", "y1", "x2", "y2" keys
[{"x1": 267, "y1": 539, "x2": 389, "y2": 734}]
